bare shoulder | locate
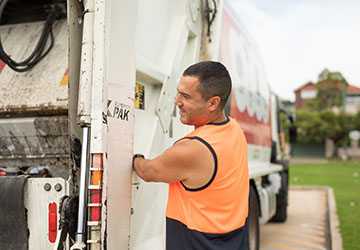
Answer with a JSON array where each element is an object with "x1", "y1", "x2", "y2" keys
[
  {"x1": 157, "y1": 137, "x2": 213, "y2": 174},
  {"x1": 170, "y1": 137, "x2": 212, "y2": 160},
  {"x1": 171, "y1": 137, "x2": 215, "y2": 189}
]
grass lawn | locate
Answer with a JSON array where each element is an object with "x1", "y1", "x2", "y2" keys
[{"x1": 290, "y1": 161, "x2": 360, "y2": 250}]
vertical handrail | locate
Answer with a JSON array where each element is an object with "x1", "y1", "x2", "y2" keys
[{"x1": 71, "y1": 127, "x2": 89, "y2": 250}]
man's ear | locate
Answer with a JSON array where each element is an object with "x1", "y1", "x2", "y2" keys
[{"x1": 208, "y1": 96, "x2": 221, "y2": 111}]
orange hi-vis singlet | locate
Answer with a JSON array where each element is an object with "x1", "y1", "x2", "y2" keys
[{"x1": 166, "y1": 117, "x2": 249, "y2": 250}]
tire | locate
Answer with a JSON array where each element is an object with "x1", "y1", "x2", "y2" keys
[
  {"x1": 271, "y1": 170, "x2": 288, "y2": 222},
  {"x1": 248, "y1": 185, "x2": 260, "y2": 250}
]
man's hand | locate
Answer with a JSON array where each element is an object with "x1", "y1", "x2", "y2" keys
[{"x1": 132, "y1": 154, "x2": 145, "y2": 169}]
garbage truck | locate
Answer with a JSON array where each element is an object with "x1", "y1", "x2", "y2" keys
[{"x1": 0, "y1": 0, "x2": 290, "y2": 249}]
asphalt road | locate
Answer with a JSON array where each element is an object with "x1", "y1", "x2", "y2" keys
[{"x1": 260, "y1": 188, "x2": 332, "y2": 250}]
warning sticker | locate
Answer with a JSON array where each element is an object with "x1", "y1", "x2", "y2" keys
[
  {"x1": 0, "y1": 59, "x2": 6, "y2": 74},
  {"x1": 135, "y1": 83, "x2": 145, "y2": 110},
  {"x1": 59, "y1": 68, "x2": 68, "y2": 86}
]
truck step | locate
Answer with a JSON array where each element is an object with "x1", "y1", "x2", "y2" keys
[
  {"x1": 87, "y1": 239, "x2": 100, "y2": 244},
  {"x1": 87, "y1": 221, "x2": 101, "y2": 226},
  {"x1": 89, "y1": 168, "x2": 103, "y2": 171},
  {"x1": 88, "y1": 185, "x2": 102, "y2": 190},
  {"x1": 88, "y1": 203, "x2": 101, "y2": 207}
]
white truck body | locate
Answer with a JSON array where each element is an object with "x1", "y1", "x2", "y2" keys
[{"x1": 0, "y1": 0, "x2": 288, "y2": 249}]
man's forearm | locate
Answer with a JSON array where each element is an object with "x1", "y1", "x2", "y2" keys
[{"x1": 133, "y1": 157, "x2": 155, "y2": 182}]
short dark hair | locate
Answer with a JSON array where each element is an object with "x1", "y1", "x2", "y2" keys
[{"x1": 183, "y1": 61, "x2": 232, "y2": 110}]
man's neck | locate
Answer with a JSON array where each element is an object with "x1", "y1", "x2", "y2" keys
[{"x1": 194, "y1": 112, "x2": 227, "y2": 129}]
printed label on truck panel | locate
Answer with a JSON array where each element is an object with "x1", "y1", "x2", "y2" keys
[
  {"x1": 135, "y1": 83, "x2": 145, "y2": 110},
  {"x1": 107, "y1": 99, "x2": 130, "y2": 121}
]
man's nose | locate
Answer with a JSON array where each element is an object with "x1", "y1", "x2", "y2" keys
[{"x1": 174, "y1": 94, "x2": 181, "y2": 106}]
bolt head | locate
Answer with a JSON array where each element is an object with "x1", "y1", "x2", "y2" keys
[
  {"x1": 44, "y1": 183, "x2": 51, "y2": 191},
  {"x1": 54, "y1": 183, "x2": 62, "y2": 192}
]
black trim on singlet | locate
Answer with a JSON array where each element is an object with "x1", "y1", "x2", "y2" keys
[
  {"x1": 207, "y1": 116, "x2": 230, "y2": 125},
  {"x1": 180, "y1": 136, "x2": 218, "y2": 192}
]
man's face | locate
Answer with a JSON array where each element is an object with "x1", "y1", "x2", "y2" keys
[{"x1": 174, "y1": 75, "x2": 210, "y2": 127}]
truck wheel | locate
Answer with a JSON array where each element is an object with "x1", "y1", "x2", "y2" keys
[
  {"x1": 248, "y1": 185, "x2": 259, "y2": 250},
  {"x1": 271, "y1": 170, "x2": 288, "y2": 222}
]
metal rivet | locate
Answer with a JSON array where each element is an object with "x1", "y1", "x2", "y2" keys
[
  {"x1": 54, "y1": 183, "x2": 62, "y2": 192},
  {"x1": 44, "y1": 183, "x2": 51, "y2": 191}
]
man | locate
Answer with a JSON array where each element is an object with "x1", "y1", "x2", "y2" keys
[{"x1": 133, "y1": 61, "x2": 249, "y2": 250}]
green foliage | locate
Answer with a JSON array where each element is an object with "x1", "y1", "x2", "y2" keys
[
  {"x1": 318, "y1": 68, "x2": 348, "y2": 83},
  {"x1": 294, "y1": 109, "x2": 325, "y2": 143},
  {"x1": 354, "y1": 111, "x2": 360, "y2": 130},
  {"x1": 290, "y1": 162, "x2": 360, "y2": 250},
  {"x1": 280, "y1": 113, "x2": 290, "y2": 142},
  {"x1": 282, "y1": 69, "x2": 358, "y2": 149},
  {"x1": 308, "y1": 68, "x2": 348, "y2": 110},
  {"x1": 281, "y1": 109, "x2": 358, "y2": 147}
]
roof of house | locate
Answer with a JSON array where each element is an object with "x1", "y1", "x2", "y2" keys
[
  {"x1": 294, "y1": 81, "x2": 316, "y2": 92},
  {"x1": 294, "y1": 82, "x2": 360, "y2": 93},
  {"x1": 347, "y1": 84, "x2": 360, "y2": 91}
]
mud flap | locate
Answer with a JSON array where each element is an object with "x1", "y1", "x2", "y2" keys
[{"x1": 0, "y1": 176, "x2": 28, "y2": 250}]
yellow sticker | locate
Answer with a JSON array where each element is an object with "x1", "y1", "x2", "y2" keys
[
  {"x1": 135, "y1": 83, "x2": 145, "y2": 109},
  {"x1": 59, "y1": 68, "x2": 68, "y2": 86}
]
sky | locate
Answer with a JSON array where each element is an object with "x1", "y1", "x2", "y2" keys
[{"x1": 230, "y1": 0, "x2": 360, "y2": 101}]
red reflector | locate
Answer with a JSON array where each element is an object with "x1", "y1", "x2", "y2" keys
[
  {"x1": 90, "y1": 190, "x2": 101, "y2": 221},
  {"x1": 0, "y1": 170, "x2": 5, "y2": 176},
  {"x1": 48, "y1": 202, "x2": 57, "y2": 243}
]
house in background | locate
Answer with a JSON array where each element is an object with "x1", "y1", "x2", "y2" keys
[
  {"x1": 345, "y1": 85, "x2": 360, "y2": 114},
  {"x1": 294, "y1": 81, "x2": 317, "y2": 109},
  {"x1": 294, "y1": 81, "x2": 360, "y2": 114},
  {"x1": 292, "y1": 81, "x2": 360, "y2": 160}
]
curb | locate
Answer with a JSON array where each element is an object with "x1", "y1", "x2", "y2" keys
[{"x1": 289, "y1": 186, "x2": 343, "y2": 250}]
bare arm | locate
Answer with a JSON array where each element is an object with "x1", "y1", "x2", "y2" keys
[{"x1": 133, "y1": 138, "x2": 214, "y2": 186}]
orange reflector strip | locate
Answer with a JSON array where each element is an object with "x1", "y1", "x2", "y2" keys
[
  {"x1": 92, "y1": 154, "x2": 103, "y2": 186},
  {"x1": 279, "y1": 133, "x2": 285, "y2": 150}
]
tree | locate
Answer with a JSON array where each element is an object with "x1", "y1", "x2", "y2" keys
[
  {"x1": 283, "y1": 69, "x2": 357, "y2": 157},
  {"x1": 292, "y1": 109, "x2": 326, "y2": 144},
  {"x1": 281, "y1": 108, "x2": 357, "y2": 157},
  {"x1": 307, "y1": 68, "x2": 348, "y2": 110}
]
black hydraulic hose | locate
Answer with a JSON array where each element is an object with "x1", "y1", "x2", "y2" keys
[
  {"x1": 0, "y1": 0, "x2": 60, "y2": 72},
  {"x1": 205, "y1": 0, "x2": 217, "y2": 41}
]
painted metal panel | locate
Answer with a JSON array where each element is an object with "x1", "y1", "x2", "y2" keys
[
  {"x1": 24, "y1": 178, "x2": 68, "y2": 250},
  {"x1": 0, "y1": 20, "x2": 68, "y2": 115},
  {"x1": 101, "y1": 1, "x2": 137, "y2": 249},
  {"x1": 130, "y1": 1, "x2": 203, "y2": 249},
  {"x1": 218, "y1": 0, "x2": 272, "y2": 164}
]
